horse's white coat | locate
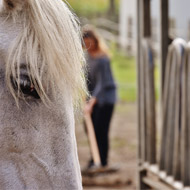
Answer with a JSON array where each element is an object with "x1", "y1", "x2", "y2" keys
[{"x1": 0, "y1": 1, "x2": 83, "y2": 190}]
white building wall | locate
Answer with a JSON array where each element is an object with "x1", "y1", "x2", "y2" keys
[
  {"x1": 152, "y1": 0, "x2": 190, "y2": 40},
  {"x1": 169, "y1": 0, "x2": 190, "y2": 40},
  {"x1": 119, "y1": 0, "x2": 190, "y2": 54},
  {"x1": 119, "y1": 0, "x2": 136, "y2": 51}
]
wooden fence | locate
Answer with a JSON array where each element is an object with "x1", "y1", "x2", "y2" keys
[
  {"x1": 138, "y1": 38, "x2": 190, "y2": 189},
  {"x1": 137, "y1": 0, "x2": 190, "y2": 189}
]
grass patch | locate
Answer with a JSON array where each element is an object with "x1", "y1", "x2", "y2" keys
[
  {"x1": 110, "y1": 46, "x2": 160, "y2": 103},
  {"x1": 111, "y1": 47, "x2": 137, "y2": 102},
  {"x1": 154, "y1": 62, "x2": 160, "y2": 101}
]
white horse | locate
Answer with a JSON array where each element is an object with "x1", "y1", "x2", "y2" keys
[{"x1": 0, "y1": 0, "x2": 86, "y2": 189}]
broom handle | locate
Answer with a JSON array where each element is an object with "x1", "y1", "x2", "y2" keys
[{"x1": 84, "y1": 113, "x2": 101, "y2": 166}]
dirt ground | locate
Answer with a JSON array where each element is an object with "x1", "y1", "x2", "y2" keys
[{"x1": 76, "y1": 102, "x2": 138, "y2": 190}]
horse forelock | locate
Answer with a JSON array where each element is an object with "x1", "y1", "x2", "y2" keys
[{"x1": 2, "y1": 0, "x2": 87, "y2": 108}]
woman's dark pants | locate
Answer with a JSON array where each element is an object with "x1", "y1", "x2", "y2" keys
[{"x1": 91, "y1": 103, "x2": 114, "y2": 166}]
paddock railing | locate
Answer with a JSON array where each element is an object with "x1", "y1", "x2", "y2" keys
[
  {"x1": 138, "y1": 38, "x2": 190, "y2": 190},
  {"x1": 138, "y1": 38, "x2": 156, "y2": 165}
]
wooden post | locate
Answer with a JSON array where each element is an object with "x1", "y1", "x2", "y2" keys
[
  {"x1": 137, "y1": 0, "x2": 146, "y2": 188},
  {"x1": 137, "y1": 0, "x2": 142, "y2": 162},
  {"x1": 144, "y1": 40, "x2": 156, "y2": 164},
  {"x1": 160, "y1": 0, "x2": 169, "y2": 96},
  {"x1": 181, "y1": 45, "x2": 190, "y2": 186},
  {"x1": 141, "y1": 0, "x2": 153, "y2": 163},
  {"x1": 137, "y1": 0, "x2": 154, "y2": 188},
  {"x1": 143, "y1": 0, "x2": 151, "y2": 37},
  {"x1": 160, "y1": 0, "x2": 169, "y2": 171},
  {"x1": 137, "y1": 0, "x2": 148, "y2": 163},
  {"x1": 137, "y1": 0, "x2": 152, "y2": 164},
  {"x1": 139, "y1": 169, "x2": 150, "y2": 190},
  {"x1": 141, "y1": 0, "x2": 147, "y2": 161}
]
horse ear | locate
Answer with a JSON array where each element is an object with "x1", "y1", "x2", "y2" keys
[{"x1": 3, "y1": 0, "x2": 26, "y2": 11}]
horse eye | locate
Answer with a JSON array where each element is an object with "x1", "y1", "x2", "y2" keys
[{"x1": 6, "y1": 0, "x2": 14, "y2": 9}]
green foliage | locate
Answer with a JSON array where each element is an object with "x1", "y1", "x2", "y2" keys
[{"x1": 65, "y1": 0, "x2": 119, "y2": 17}]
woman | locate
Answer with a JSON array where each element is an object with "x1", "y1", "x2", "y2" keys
[{"x1": 83, "y1": 28, "x2": 117, "y2": 169}]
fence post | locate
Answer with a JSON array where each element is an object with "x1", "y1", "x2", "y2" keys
[
  {"x1": 160, "y1": 0, "x2": 169, "y2": 171},
  {"x1": 137, "y1": 0, "x2": 154, "y2": 189}
]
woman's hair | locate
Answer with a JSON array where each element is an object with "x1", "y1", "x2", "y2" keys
[
  {"x1": 82, "y1": 26, "x2": 109, "y2": 56},
  {"x1": 2, "y1": 0, "x2": 87, "y2": 107}
]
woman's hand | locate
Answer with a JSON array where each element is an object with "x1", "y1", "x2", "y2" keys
[{"x1": 84, "y1": 97, "x2": 97, "y2": 115}]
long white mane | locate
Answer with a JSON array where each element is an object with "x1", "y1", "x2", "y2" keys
[{"x1": 1, "y1": 0, "x2": 87, "y2": 107}]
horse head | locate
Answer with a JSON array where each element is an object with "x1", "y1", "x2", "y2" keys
[{"x1": 0, "y1": 1, "x2": 85, "y2": 188}]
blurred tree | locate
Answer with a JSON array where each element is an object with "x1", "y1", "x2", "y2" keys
[{"x1": 109, "y1": 0, "x2": 116, "y2": 15}]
